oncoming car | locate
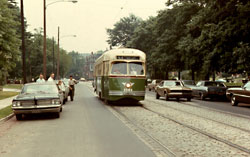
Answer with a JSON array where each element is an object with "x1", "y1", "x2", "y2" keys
[
  {"x1": 155, "y1": 80, "x2": 192, "y2": 101},
  {"x1": 12, "y1": 82, "x2": 63, "y2": 120}
]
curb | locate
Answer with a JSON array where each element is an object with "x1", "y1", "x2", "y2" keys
[{"x1": 0, "y1": 113, "x2": 14, "y2": 123}]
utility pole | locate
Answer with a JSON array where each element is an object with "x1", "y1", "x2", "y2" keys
[
  {"x1": 57, "y1": 26, "x2": 60, "y2": 79},
  {"x1": 43, "y1": 0, "x2": 47, "y2": 79},
  {"x1": 52, "y1": 37, "x2": 55, "y2": 73},
  {"x1": 20, "y1": 0, "x2": 27, "y2": 83}
]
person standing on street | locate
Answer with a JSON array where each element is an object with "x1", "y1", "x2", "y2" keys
[
  {"x1": 48, "y1": 73, "x2": 55, "y2": 82},
  {"x1": 36, "y1": 74, "x2": 45, "y2": 83},
  {"x1": 68, "y1": 75, "x2": 75, "y2": 101}
]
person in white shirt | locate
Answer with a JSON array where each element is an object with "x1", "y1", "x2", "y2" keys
[
  {"x1": 47, "y1": 73, "x2": 55, "y2": 82},
  {"x1": 36, "y1": 74, "x2": 45, "y2": 83},
  {"x1": 68, "y1": 75, "x2": 75, "y2": 101}
]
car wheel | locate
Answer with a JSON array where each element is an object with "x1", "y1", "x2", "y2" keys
[
  {"x1": 176, "y1": 98, "x2": 180, "y2": 101},
  {"x1": 156, "y1": 92, "x2": 160, "y2": 99},
  {"x1": 55, "y1": 112, "x2": 60, "y2": 118},
  {"x1": 231, "y1": 95, "x2": 238, "y2": 106},
  {"x1": 149, "y1": 88, "x2": 151, "y2": 91},
  {"x1": 187, "y1": 97, "x2": 191, "y2": 101},
  {"x1": 16, "y1": 114, "x2": 22, "y2": 120},
  {"x1": 60, "y1": 107, "x2": 62, "y2": 112},
  {"x1": 200, "y1": 93, "x2": 205, "y2": 100},
  {"x1": 165, "y1": 93, "x2": 169, "y2": 101}
]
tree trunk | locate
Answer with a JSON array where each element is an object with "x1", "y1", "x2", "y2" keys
[
  {"x1": 165, "y1": 71, "x2": 169, "y2": 80},
  {"x1": 178, "y1": 71, "x2": 181, "y2": 80},
  {"x1": 212, "y1": 72, "x2": 216, "y2": 81},
  {"x1": 191, "y1": 70, "x2": 195, "y2": 81}
]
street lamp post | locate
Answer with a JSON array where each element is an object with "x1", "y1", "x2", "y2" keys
[
  {"x1": 43, "y1": 0, "x2": 78, "y2": 79},
  {"x1": 20, "y1": 0, "x2": 27, "y2": 83},
  {"x1": 57, "y1": 26, "x2": 76, "y2": 79}
]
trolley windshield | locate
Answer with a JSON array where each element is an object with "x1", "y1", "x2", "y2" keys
[{"x1": 111, "y1": 62, "x2": 144, "y2": 75}]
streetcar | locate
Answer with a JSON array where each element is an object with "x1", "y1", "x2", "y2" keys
[{"x1": 94, "y1": 48, "x2": 146, "y2": 103}]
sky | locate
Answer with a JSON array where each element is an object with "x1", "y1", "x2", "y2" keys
[{"x1": 17, "y1": 0, "x2": 167, "y2": 53}]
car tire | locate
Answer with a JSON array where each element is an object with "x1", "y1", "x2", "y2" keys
[
  {"x1": 60, "y1": 107, "x2": 62, "y2": 112},
  {"x1": 55, "y1": 112, "x2": 60, "y2": 118},
  {"x1": 16, "y1": 114, "x2": 22, "y2": 120},
  {"x1": 176, "y1": 98, "x2": 180, "y2": 101},
  {"x1": 156, "y1": 92, "x2": 160, "y2": 99},
  {"x1": 165, "y1": 93, "x2": 169, "y2": 101},
  {"x1": 187, "y1": 98, "x2": 191, "y2": 101},
  {"x1": 200, "y1": 93, "x2": 205, "y2": 100},
  {"x1": 149, "y1": 88, "x2": 151, "y2": 91},
  {"x1": 231, "y1": 95, "x2": 238, "y2": 106}
]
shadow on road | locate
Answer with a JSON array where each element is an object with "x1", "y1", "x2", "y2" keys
[{"x1": 18, "y1": 113, "x2": 59, "y2": 121}]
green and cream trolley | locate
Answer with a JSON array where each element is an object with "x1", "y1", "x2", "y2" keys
[{"x1": 94, "y1": 48, "x2": 146, "y2": 102}]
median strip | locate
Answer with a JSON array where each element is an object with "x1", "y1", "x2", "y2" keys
[{"x1": 0, "y1": 105, "x2": 14, "y2": 122}]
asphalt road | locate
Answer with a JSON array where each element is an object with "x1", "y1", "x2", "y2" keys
[
  {"x1": 147, "y1": 90, "x2": 250, "y2": 117},
  {"x1": 0, "y1": 83, "x2": 155, "y2": 157}
]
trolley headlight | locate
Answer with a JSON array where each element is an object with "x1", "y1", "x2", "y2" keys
[
  {"x1": 125, "y1": 83, "x2": 131, "y2": 88},
  {"x1": 12, "y1": 101, "x2": 21, "y2": 107},
  {"x1": 51, "y1": 99, "x2": 60, "y2": 105}
]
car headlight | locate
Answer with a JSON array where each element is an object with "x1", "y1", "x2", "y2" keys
[
  {"x1": 12, "y1": 101, "x2": 21, "y2": 107},
  {"x1": 51, "y1": 99, "x2": 60, "y2": 105}
]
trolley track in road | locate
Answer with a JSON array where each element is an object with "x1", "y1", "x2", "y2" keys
[
  {"x1": 145, "y1": 99, "x2": 250, "y2": 134},
  {"x1": 140, "y1": 102, "x2": 250, "y2": 155},
  {"x1": 111, "y1": 106, "x2": 177, "y2": 157}
]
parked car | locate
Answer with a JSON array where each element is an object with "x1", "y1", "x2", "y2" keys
[
  {"x1": 12, "y1": 82, "x2": 63, "y2": 120},
  {"x1": 226, "y1": 81, "x2": 250, "y2": 106},
  {"x1": 192, "y1": 81, "x2": 227, "y2": 100},
  {"x1": 148, "y1": 79, "x2": 161, "y2": 91},
  {"x1": 155, "y1": 80, "x2": 192, "y2": 101}
]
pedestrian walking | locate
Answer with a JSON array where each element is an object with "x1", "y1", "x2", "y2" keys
[
  {"x1": 36, "y1": 74, "x2": 45, "y2": 83},
  {"x1": 48, "y1": 73, "x2": 55, "y2": 82},
  {"x1": 68, "y1": 75, "x2": 76, "y2": 101}
]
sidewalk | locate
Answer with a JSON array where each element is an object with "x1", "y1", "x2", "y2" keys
[{"x1": 0, "y1": 88, "x2": 20, "y2": 110}]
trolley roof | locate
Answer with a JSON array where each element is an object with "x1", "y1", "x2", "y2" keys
[{"x1": 95, "y1": 48, "x2": 146, "y2": 65}]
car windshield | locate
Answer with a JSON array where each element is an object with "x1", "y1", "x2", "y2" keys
[
  {"x1": 111, "y1": 62, "x2": 144, "y2": 75},
  {"x1": 164, "y1": 81, "x2": 182, "y2": 86},
  {"x1": 22, "y1": 84, "x2": 58, "y2": 94},
  {"x1": 244, "y1": 82, "x2": 250, "y2": 89}
]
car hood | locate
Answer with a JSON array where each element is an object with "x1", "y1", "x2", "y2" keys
[
  {"x1": 13, "y1": 93, "x2": 59, "y2": 101},
  {"x1": 165, "y1": 86, "x2": 191, "y2": 90}
]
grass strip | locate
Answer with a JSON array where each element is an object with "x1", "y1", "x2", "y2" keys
[
  {"x1": 0, "y1": 105, "x2": 13, "y2": 120},
  {"x1": 3, "y1": 84, "x2": 23, "y2": 90},
  {"x1": 0, "y1": 91, "x2": 19, "y2": 100}
]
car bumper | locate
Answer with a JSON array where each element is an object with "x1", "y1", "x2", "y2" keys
[
  {"x1": 12, "y1": 105, "x2": 61, "y2": 114},
  {"x1": 168, "y1": 92, "x2": 192, "y2": 98}
]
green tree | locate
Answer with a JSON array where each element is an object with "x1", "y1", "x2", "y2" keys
[
  {"x1": 107, "y1": 14, "x2": 142, "y2": 47},
  {"x1": 0, "y1": 0, "x2": 21, "y2": 84}
]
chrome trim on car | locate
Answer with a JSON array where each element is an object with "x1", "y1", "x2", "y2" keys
[
  {"x1": 233, "y1": 93, "x2": 250, "y2": 98},
  {"x1": 109, "y1": 90, "x2": 145, "y2": 96}
]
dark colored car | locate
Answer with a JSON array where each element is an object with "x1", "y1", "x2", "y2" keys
[
  {"x1": 226, "y1": 81, "x2": 250, "y2": 106},
  {"x1": 155, "y1": 80, "x2": 192, "y2": 101},
  {"x1": 192, "y1": 81, "x2": 227, "y2": 100},
  {"x1": 12, "y1": 82, "x2": 63, "y2": 120}
]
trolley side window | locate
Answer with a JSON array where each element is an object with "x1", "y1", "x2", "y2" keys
[
  {"x1": 128, "y1": 62, "x2": 144, "y2": 75},
  {"x1": 111, "y1": 62, "x2": 127, "y2": 75}
]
